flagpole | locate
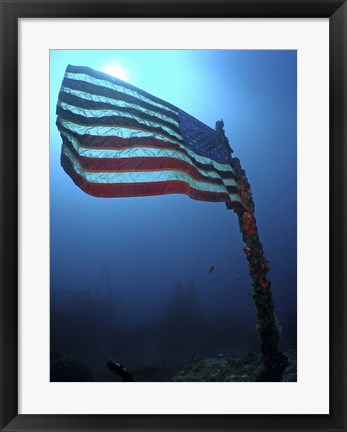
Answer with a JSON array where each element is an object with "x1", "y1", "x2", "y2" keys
[{"x1": 216, "y1": 120, "x2": 288, "y2": 381}]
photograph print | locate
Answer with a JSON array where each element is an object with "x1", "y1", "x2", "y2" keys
[{"x1": 50, "y1": 49, "x2": 297, "y2": 383}]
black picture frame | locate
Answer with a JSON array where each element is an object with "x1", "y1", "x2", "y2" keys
[{"x1": 1, "y1": 1, "x2": 346, "y2": 431}]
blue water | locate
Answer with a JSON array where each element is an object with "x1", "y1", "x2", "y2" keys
[{"x1": 50, "y1": 50, "x2": 297, "y2": 381}]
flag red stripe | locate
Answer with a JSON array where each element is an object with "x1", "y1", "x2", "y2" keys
[
  {"x1": 58, "y1": 129, "x2": 237, "y2": 181},
  {"x1": 61, "y1": 153, "x2": 242, "y2": 206},
  {"x1": 80, "y1": 133, "x2": 179, "y2": 149},
  {"x1": 63, "y1": 140, "x2": 238, "y2": 193}
]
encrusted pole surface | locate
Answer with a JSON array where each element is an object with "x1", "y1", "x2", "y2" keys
[{"x1": 216, "y1": 120, "x2": 288, "y2": 381}]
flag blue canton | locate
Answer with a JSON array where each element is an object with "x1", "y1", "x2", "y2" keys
[{"x1": 178, "y1": 110, "x2": 231, "y2": 164}]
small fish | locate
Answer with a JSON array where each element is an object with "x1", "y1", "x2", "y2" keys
[
  {"x1": 208, "y1": 265, "x2": 215, "y2": 274},
  {"x1": 107, "y1": 359, "x2": 134, "y2": 382}
]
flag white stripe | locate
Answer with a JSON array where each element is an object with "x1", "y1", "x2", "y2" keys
[
  {"x1": 61, "y1": 130, "x2": 238, "y2": 188},
  {"x1": 66, "y1": 72, "x2": 177, "y2": 115},
  {"x1": 58, "y1": 118, "x2": 236, "y2": 175},
  {"x1": 58, "y1": 101, "x2": 182, "y2": 141},
  {"x1": 62, "y1": 144, "x2": 242, "y2": 202},
  {"x1": 61, "y1": 86, "x2": 180, "y2": 128}
]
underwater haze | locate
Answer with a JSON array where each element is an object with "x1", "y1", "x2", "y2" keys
[{"x1": 50, "y1": 50, "x2": 297, "y2": 382}]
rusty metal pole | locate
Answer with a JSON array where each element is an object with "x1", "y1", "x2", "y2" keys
[{"x1": 216, "y1": 120, "x2": 288, "y2": 381}]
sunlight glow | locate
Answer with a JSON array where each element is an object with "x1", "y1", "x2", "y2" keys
[{"x1": 101, "y1": 63, "x2": 131, "y2": 82}]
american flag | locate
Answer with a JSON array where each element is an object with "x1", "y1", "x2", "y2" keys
[{"x1": 56, "y1": 65, "x2": 242, "y2": 207}]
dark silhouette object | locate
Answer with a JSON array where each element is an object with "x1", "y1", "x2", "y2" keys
[
  {"x1": 215, "y1": 119, "x2": 234, "y2": 155},
  {"x1": 215, "y1": 119, "x2": 224, "y2": 134},
  {"x1": 208, "y1": 265, "x2": 215, "y2": 274},
  {"x1": 107, "y1": 359, "x2": 134, "y2": 381}
]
